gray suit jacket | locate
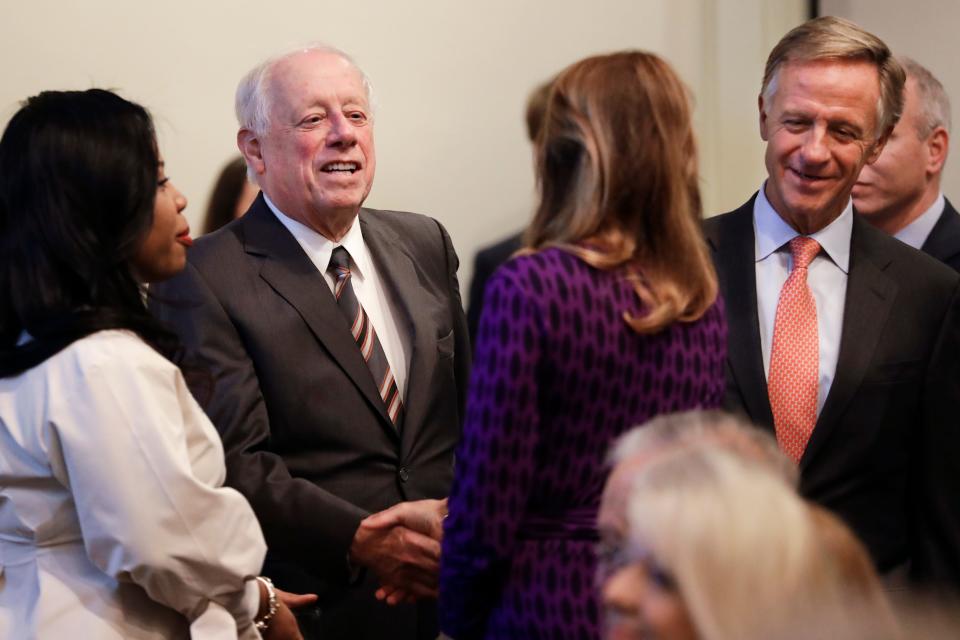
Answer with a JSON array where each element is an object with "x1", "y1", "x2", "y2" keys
[{"x1": 150, "y1": 196, "x2": 470, "y2": 638}]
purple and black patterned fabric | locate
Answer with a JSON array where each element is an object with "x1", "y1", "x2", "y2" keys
[{"x1": 439, "y1": 248, "x2": 727, "y2": 639}]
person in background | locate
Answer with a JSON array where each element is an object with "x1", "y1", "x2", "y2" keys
[
  {"x1": 465, "y1": 78, "x2": 552, "y2": 345},
  {"x1": 0, "y1": 89, "x2": 305, "y2": 639},
  {"x1": 853, "y1": 57, "x2": 960, "y2": 270},
  {"x1": 596, "y1": 410, "x2": 798, "y2": 584},
  {"x1": 704, "y1": 16, "x2": 960, "y2": 588},
  {"x1": 439, "y1": 50, "x2": 727, "y2": 639},
  {"x1": 601, "y1": 446, "x2": 897, "y2": 640},
  {"x1": 203, "y1": 155, "x2": 259, "y2": 234}
]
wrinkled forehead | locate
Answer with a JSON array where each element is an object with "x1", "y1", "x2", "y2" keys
[
  {"x1": 771, "y1": 59, "x2": 883, "y2": 131},
  {"x1": 265, "y1": 51, "x2": 369, "y2": 117}
]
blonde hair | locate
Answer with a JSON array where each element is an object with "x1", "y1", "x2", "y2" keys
[
  {"x1": 607, "y1": 410, "x2": 798, "y2": 488},
  {"x1": 625, "y1": 448, "x2": 895, "y2": 640},
  {"x1": 525, "y1": 50, "x2": 717, "y2": 334},
  {"x1": 761, "y1": 16, "x2": 905, "y2": 138}
]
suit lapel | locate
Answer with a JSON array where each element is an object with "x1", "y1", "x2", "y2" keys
[
  {"x1": 710, "y1": 197, "x2": 776, "y2": 429},
  {"x1": 801, "y1": 216, "x2": 896, "y2": 469},
  {"x1": 242, "y1": 199, "x2": 396, "y2": 436},
  {"x1": 359, "y1": 210, "x2": 440, "y2": 451},
  {"x1": 920, "y1": 199, "x2": 960, "y2": 267}
]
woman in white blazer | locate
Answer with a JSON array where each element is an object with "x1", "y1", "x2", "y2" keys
[{"x1": 0, "y1": 89, "x2": 305, "y2": 639}]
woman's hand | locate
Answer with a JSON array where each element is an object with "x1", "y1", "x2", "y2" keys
[
  {"x1": 264, "y1": 600, "x2": 302, "y2": 640},
  {"x1": 276, "y1": 587, "x2": 318, "y2": 610},
  {"x1": 256, "y1": 579, "x2": 316, "y2": 639}
]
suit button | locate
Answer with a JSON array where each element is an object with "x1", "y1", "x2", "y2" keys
[{"x1": 398, "y1": 467, "x2": 410, "y2": 483}]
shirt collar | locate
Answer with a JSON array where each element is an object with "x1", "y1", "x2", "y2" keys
[
  {"x1": 893, "y1": 192, "x2": 945, "y2": 250},
  {"x1": 753, "y1": 182, "x2": 852, "y2": 273},
  {"x1": 264, "y1": 194, "x2": 368, "y2": 279}
]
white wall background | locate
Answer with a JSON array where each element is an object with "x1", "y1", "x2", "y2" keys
[
  {"x1": 0, "y1": 0, "x2": 806, "y2": 304},
  {"x1": 821, "y1": 0, "x2": 960, "y2": 201}
]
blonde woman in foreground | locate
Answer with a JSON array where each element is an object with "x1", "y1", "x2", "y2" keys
[{"x1": 603, "y1": 446, "x2": 898, "y2": 640}]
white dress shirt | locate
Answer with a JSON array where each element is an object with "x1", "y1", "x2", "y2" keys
[
  {"x1": 893, "y1": 192, "x2": 945, "y2": 250},
  {"x1": 754, "y1": 184, "x2": 851, "y2": 415},
  {"x1": 266, "y1": 195, "x2": 409, "y2": 400}
]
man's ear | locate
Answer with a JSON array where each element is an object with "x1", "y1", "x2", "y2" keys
[
  {"x1": 865, "y1": 125, "x2": 893, "y2": 164},
  {"x1": 926, "y1": 126, "x2": 950, "y2": 175},
  {"x1": 758, "y1": 94, "x2": 770, "y2": 141},
  {"x1": 238, "y1": 128, "x2": 266, "y2": 177}
]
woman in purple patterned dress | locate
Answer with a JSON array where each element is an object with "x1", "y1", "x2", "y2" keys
[{"x1": 439, "y1": 51, "x2": 728, "y2": 639}]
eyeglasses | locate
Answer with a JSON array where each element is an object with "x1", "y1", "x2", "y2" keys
[{"x1": 596, "y1": 535, "x2": 677, "y2": 591}]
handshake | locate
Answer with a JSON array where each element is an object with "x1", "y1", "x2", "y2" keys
[{"x1": 349, "y1": 498, "x2": 448, "y2": 605}]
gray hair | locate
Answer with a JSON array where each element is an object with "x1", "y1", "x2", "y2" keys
[
  {"x1": 900, "y1": 56, "x2": 952, "y2": 137},
  {"x1": 608, "y1": 410, "x2": 798, "y2": 487},
  {"x1": 235, "y1": 44, "x2": 375, "y2": 183}
]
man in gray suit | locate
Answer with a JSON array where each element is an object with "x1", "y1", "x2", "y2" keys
[
  {"x1": 853, "y1": 57, "x2": 960, "y2": 270},
  {"x1": 151, "y1": 45, "x2": 470, "y2": 639}
]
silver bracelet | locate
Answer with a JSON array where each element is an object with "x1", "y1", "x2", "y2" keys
[{"x1": 255, "y1": 576, "x2": 278, "y2": 632}]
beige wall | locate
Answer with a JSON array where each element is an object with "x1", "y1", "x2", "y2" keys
[
  {"x1": 0, "y1": 0, "x2": 805, "y2": 303},
  {"x1": 821, "y1": 0, "x2": 960, "y2": 202}
]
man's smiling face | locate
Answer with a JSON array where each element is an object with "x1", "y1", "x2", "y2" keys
[
  {"x1": 254, "y1": 49, "x2": 375, "y2": 228},
  {"x1": 760, "y1": 58, "x2": 886, "y2": 233}
]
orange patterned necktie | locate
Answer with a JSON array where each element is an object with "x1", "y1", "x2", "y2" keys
[{"x1": 768, "y1": 236, "x2": 821, "y2": 463}]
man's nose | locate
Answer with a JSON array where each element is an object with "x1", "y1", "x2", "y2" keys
[
  {"x1": 327, "y1": 113, "x2": 357, "y2": 147},
  {"x1": 799, "y1": 125, "x2": 831, "y2": 165}
]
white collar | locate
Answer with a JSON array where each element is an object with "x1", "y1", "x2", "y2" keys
[
  {"x1": 893, "y1": 192, "x2": 945, "y2": 250},
  {"x1": 264, "y1": 194, "x2": 369, "y2": 278},
  {"x1": 753, "y1": 182, "x2": 852, "y2": 273}
]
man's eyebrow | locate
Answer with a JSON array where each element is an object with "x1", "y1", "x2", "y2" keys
[{"x1": 827, "y1": 117, "x2": 864, "y2": 132}]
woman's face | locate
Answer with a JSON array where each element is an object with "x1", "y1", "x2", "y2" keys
[
  {"x1": 130, "y1": 158, "x2": 191, "y2": 283},
  {"x1": 602, "y1": 555, "x2": 698, "y2": 640}
]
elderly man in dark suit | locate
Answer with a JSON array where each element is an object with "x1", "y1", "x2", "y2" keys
[
  {"x1": 151, "y1": 45, "x2": 469, "y2": 639},
  {"x1": 853, "y1": 57, "x2": 960, "y2": 270},
  {"x1": 705, "y1": 17, "x2": 960, "y2": 590}
]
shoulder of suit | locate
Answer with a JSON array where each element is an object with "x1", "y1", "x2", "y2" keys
[
  {"x1": 185, "y1": 218, "x2": 245, "y2": 267},
  {"x1": 703, "y1": 196, "x2": 756, "y2": 244},
  {"x1": 361, "y1": 206, "x2": 438, "y2": 231},
  {"x1": 476, "y1": 232, "x2": 524, "y2": 263},
  {"x1": 858, "y1": 217, "x2": 960, "y2": 289}
]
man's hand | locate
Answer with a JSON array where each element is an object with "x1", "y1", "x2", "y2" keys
[{"x1": 350, "y1": 499, "x2": 448, "y2": 605}]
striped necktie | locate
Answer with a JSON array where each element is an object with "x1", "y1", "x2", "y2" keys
[{"x1": 328, "y1": 246, "x2": 404, "y2": 429}]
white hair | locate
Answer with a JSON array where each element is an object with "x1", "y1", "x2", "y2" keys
[
  {"x1": 234, "y1": 43, "x2": 375, "y2": 183},
  {"x1": 625, "y1": 447, "x2": 873, "y2": 640},
  {"x1": 607, "y1": 410, "x2": 798, "y2": 488}
]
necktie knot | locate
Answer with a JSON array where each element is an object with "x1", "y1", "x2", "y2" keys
[
  {"x1": 789, "y1": 236, "x2": 821, "y2": 270},
  {"x1": 329, "y1": 246, "x2": 351, "y2": 277}
]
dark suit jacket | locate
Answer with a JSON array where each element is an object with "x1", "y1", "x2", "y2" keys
[
  {"x1": 466, "y1": 231, "x2": 523, "y2": 346},
  {"x1": 150, "y1": 196, "x2": 470, "y2": 638},
  {"x1": 705, "y1": 195, "x2": 960, "y2": 589},
  {"x1": 921, "y1": 197, "x2": 960, "y2": 271}
]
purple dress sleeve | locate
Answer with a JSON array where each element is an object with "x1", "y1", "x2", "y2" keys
[{"x1": 440, "y1": 266, "x2": 540, "y2": 639}]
